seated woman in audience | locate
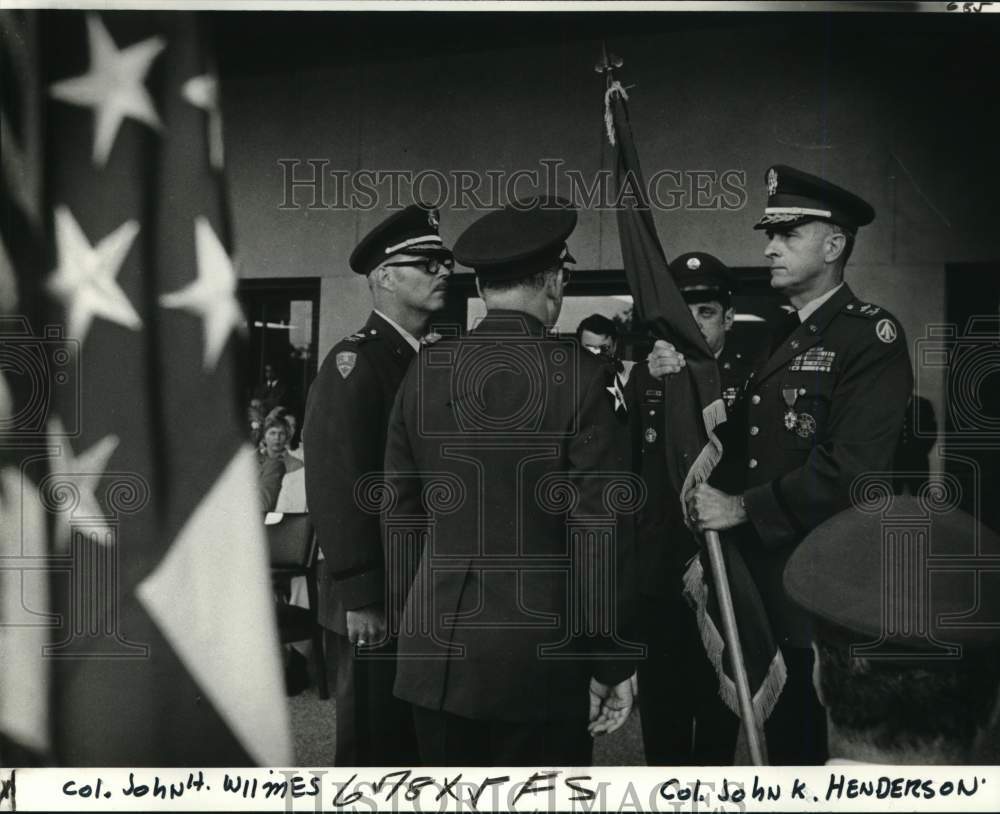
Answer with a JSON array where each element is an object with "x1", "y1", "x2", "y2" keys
[
  {"x1": 257, "y1": 415, "x2": 289, "y2": 511},
  {"x1": 266, "y1": 406, "x2": 304, "y2": 471}
]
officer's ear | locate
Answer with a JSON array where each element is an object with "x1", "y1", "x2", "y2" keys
[
  {"x1": 823, "y1": 228, "x2": 848, "y2": 265},
  {"x1": 371, "y1": 264, "x2": 394, "y2": 292},
  {"x1": 723, "y1": 306, "x2": 735, "y2": 332}
]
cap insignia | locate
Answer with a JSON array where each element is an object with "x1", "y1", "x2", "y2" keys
[
  {"x1": 427, "y1": 209, "x2": 440, "y2": 229},
  {"x1": 686, "y1": 257, "x2": 701, "y2": 270},
  {"x1": 767, "y1": 168, "x2": 779, "y2": 197}
]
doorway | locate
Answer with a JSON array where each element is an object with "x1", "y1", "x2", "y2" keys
[{"x1": 238, "y1": 277, "x2": 321, "y2": 422}]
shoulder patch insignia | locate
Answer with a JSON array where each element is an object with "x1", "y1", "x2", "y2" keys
[
  {"x1": 875, "y1": 318, "x2": 898, "y2": 344},
  {"x1": 336, "y1": 351, "x2": 358, "y2": 378}
]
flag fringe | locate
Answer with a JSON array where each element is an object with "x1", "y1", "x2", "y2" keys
[
  {"x1": 682, "y1": 556, "x2": 787, "y2": 724},
  {"x1": 680, "y1": 397, "x2": 727, "y2": 506},
  {"x1": 603, "y1": 80, "x2": 629, "y2": 147}
]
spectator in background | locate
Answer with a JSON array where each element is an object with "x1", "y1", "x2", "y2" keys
[
  {"x1": 257, "y1": 414, "x2": 289, "y2": 512},
  {"x1": 266, "y1": 406, "x2": 304, "y2": 471},
  {"x1": 576, "y1": 313, "x2": 636, "y2": 384},
  {"x1": 285, "y1": 412, "x2": 303, "y2": 458},
  {"x1": 255, "y1": 363, "x2": 288, "y2": 414},
  {"x1": 248, "y1": 398, "x2": 265, "y2": 448}
]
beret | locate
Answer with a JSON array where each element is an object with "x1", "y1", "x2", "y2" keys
[
  {"x1": 754, "y1": 164, "x2": 875, "y2": 232},
  {"x1": 453, "y1": 195, "x2": 577, "y2": 282},
  {"x1": 349, "y1": 203, "x2": 452, "y2": 275},
  {"x1": 784, "y1": 495, "x2": 1000, "y2": 653}
]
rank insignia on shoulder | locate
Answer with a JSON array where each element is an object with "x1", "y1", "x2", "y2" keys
[
  {"x1": 876, "y1": 318, "x2": 898, "y2": 344},
  {"x1": 644, "y1": 427, "x2": 658, "y2": 444},
  {"x1": 336, "y1": 351, "x2": 357, "y2": 379}
]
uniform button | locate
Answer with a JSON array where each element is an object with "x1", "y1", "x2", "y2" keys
[
  {"x1": 748, "y1": 458, "x2": 758, "y2": 469},
  {"x1": 798, "y1": 387, "x2": 806, "y2": 396},
  {"x1": 847, "y1": 304, "x2": 854, "y2": 310},
  {"x1": 723, "y1": 362, "x2": 731, "y2": 370},
  {"x1": 648, "y1": 409, "x2": 656, "y2": 416},
  {"x1": 750, "y1": 426, "x2": 759, "y2": 436},
  {"x1": 751, "y1": 395, "x2": 761, "y2": 405}
]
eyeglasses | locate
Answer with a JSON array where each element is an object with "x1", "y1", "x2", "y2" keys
[{"x1": 383, "y1": 257, "x2": 454, "y2": 276}]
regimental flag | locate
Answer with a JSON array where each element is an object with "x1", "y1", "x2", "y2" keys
[
  {"x1": 603, "y1": 76, "x2": 785, "y2": 758},
  {"x1": 0, "y1": 11, "x2": 291, "y2": 765}
]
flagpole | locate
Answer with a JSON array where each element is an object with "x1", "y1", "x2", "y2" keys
[
  {"x1": 704, "y1": 529, "x2": 765, "y2": 765},
  {"x1": 598, "y1": 43, "x2": 767, "y2": 765}
]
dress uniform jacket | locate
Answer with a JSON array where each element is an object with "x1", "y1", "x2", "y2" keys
[
  {"x1": 631, "y1": 341, "x2": 760, "y2": 593},
  {"x1": 736, "y1": 284, "x2": 913, "y2": 647},
  {"x1": 384, "y1": 310, "x2": 637, "y2": 723},
  {"x1": 304, "y1": 311, "x2": 416, "y2": 633}
]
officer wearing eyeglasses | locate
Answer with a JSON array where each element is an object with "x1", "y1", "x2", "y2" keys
[{"x1": 304, "y1": 203, "x2": 453, "y2": 766}]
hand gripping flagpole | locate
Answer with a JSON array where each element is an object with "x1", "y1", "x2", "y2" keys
[{"x1": 597, "y1": 42, "x2": 765, "y2": 765}]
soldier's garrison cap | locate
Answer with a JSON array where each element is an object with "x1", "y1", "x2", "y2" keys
[
  {"x1": 784, "y1": 496, "x2": 1000, "y2": 653},
  {"x1": 754, "y1": 164, "x2": 875, "y2": 233},
  {"x1": 349, "y1": 203, "x2": 452, "y2": 275},
  {"x1": 453, "y1": 195, "x2": 577, "y2": 282},
  {"x1": 669, "y1": 252, "x2": 734, "y2": 304}
]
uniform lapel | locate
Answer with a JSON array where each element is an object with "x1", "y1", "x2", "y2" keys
[
  {"x1": 368, "y1": 311, "x2": 417, "y2": 369},
  {"x1": 753, "y1": 284, "x2": 855, "y2": 385}
]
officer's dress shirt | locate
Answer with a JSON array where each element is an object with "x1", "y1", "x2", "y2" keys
[
  {"x1": 374, "y1": 309, "x2": 421, "y2": 353},
  {"x1": 794, "y1": 283, "x2": 844, "y2": 323}
]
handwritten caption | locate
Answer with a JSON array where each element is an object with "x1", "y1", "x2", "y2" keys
[{"x1": 3, "y1": 767, "x2": 996, "y2": 812}]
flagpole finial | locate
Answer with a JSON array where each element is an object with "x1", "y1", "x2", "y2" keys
[{"x1": 594, "y1": 42, "x2": 624, "y2": 75}]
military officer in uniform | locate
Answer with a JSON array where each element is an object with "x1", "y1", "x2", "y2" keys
[
  {"x1": 304, "y1": 203, "x2": 453, "y2": 765},
  {"x1": 785, "y1": 497, "x2": 1000, "y2": 764},
  {"x1": 383, "y1": 197, "x2": 639, "y2": 766},
  {"x1": 630, "y1": 252, "x2": 756, "y2": 764},
  {"x1": 685, "y1": 166, "x2": 914, "y2": 764}
]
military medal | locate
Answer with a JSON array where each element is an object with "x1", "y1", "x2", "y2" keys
[
  {"x1": 782, "y1": 387, "x2": 799, "y2": 430},
  {"x1": 796, "y1": 412, "x2": 818, "y2": 438},
  {"x1": 644, "y1": 427, "x2": 657, "y2": 444}
]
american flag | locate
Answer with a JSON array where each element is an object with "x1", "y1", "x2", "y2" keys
[{"x1": 1, "y1": 10, "x2": 291, "y2": 765}]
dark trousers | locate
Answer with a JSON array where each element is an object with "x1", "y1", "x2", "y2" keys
[
  {"x1": 636, "y1": 594, "x2": 739, "y2": 765},
  {"x1": 327, "y1": 630, "x2": 419, "y2": 766},
  {"x1": 764, "y1": 646, "x2": 828, "y2": 765},
  {"x1": 411, "y1": 706, "x2": 593, "y2": 767}
]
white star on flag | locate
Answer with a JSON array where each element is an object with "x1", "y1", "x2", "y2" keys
[
  {"x1": 159, "y1": 217, "x2": 243, "y2": 371},
  {"x1": 46, "y1": 418, "x2": 120, "y2": 554},
  {"x1": 48, "y1": 14, "x2": 165, "y2": 167},
  {"x1": 181, "y1": 73, "x2": 224, "y2": 170},
  {"x1": 47, "y1": 206, "x2": 143, "y2": 346},
  {"x1": 606, "y1": 375, "x2": 627, "y2": 415}
]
